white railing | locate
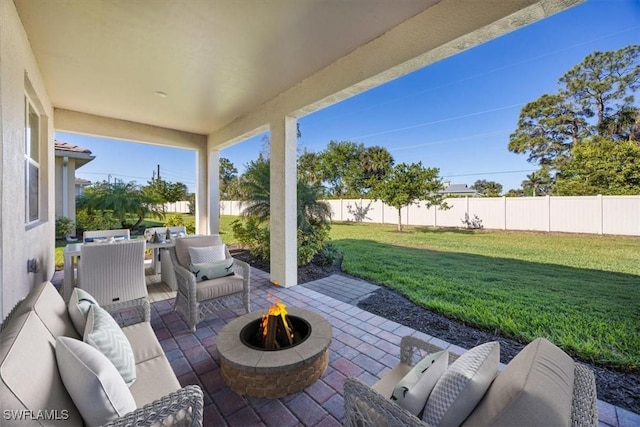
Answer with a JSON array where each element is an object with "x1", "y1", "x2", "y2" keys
[{"x1": 219, "y1": 195, "x2": 640, "y2": 236}]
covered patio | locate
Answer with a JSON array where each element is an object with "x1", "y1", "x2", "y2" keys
[
  {"x1": 101, "y1": 266, "x2": 631, "y2": 426},
  {"x1": 1, "y1": 0, "x2": 586, "y2": 318}
]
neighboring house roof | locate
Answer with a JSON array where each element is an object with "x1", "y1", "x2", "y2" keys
[
  {"x1": 441, "y1": 183, "x2": 483, "y2": 197},
  {"x1": 75, "y1": 178, "x2": 92, "y2": 187},
  {"x1": 54, "y1": 140, "x2": 95, "y2": 168}
]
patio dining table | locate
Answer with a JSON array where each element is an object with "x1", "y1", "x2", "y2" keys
[{"x1": 62, "y1": 239, "x2": 174, "y2": 301}]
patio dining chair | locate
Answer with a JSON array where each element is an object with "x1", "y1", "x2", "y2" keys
[
  {"x1": 169, "y1": 234, "x2": 250, "y2": 332},
  {"x1": 144, "y1": 225, "x2": 187, "y2": 242},
  {"x1": 77, "y1": 239, "x2": 147, "y2": 306},
  {"x1": 82, "y1": 228, "x2": 130, "y2": 242}
]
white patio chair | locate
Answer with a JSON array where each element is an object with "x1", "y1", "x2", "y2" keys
[
  {"x1": 168, "y1": 234, "x2": 250, "y2": 331},
  {"x1": 145, "y1": 226, "x2": 187, "y2": 288},
  {"x1": 78, "y1": 239, "x2": 147, "y2": 305},
  {"x1": 144, "y1": 226, "x2": 187, "y2": 242},
  {"x1": 83, "y1": 228, "x2": 130, "y2": 242}
]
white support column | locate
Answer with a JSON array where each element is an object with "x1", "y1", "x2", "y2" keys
[
  {"x1": 270, "y1": 116, "x2": 297, "y2": 287},
  {"x1": 195, "y1": 146, "x2": 209, "y2": 235},
  {"x1": 62, "y1": 157, "x2": 69, "y2": 217},
  {"x1": 209, "y1": 150, "x2": 221, "y2": 234}
]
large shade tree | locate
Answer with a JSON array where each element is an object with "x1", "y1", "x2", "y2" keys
[
  {"x1": 509, "y1": 44, "x2": 640, "y2": 195},
  {"x1": 554, "y1": 136, "x2": 640, "y2": 195},
  {"x1": 369, "y1": 162, "x2": 447, "y2": 231},
  {"x1": 142, "y1": 178, "x2": 189, "y2": 204},
  {"x1": 219, "y1": 157, "x2": 239, "y2": 199},
  {"x1": 472, "y1": 180, "x2": 503, "y2": 197},
  {"x1": 318, "y1": 141, "x2": 394, "y2": 197}
]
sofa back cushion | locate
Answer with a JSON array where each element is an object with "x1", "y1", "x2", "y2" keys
[
  {"x1": 14, "y1": 281, "x2": 79, "y2": 339},
  {"x1": 174, "y1": 235, "x2": 222, "y2": 269},
  {"x1": 423, "y1": 341, "x2": 499, "y2": 427},
  {"x1": 0, "y1": 311, "x2": 83, "y2": 426},
  {"x1": 462, "y1": 337, "x2": 575, "y2": 427}
]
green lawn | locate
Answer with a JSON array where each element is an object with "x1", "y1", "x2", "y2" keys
[
  {"x1": 56, "y1": 216, "x2": 639, "y2": 372},
  {"x1": 328, "y1": 222, "x2": 640, "y2": 372}
]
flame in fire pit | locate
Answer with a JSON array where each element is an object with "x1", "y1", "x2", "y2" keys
[{"x1": 258, "y1": 298, "x2": 296, "y2": 349}]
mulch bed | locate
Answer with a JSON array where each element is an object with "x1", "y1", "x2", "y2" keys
[{"x1": 230, "y1": 248, "x2": 640, "y2": 415}]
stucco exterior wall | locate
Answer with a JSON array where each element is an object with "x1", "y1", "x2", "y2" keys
[{"x1": 1, "y1": 0, "x2": 55, "y2": 319}]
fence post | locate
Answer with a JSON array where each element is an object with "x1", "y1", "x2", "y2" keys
[
  {"x1": 546, "y1": 195, "x2": 551, "y2": 232},
  {"x1": 598, "y1": 194, "x2": 603, "y2": 235},
  {"x1": 466, "y1": 196, "x2": 470, "y2": 219},
  {"x1": 502, "y1": 196, "x2": 507, "y2": 230}
]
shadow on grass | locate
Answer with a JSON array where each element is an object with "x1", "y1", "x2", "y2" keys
[
  {"x1": 335, "y1": 238, "x2": 640, "y2": 371},
  {"x1": 413, "y1": 226, "x2": 481, "y2": 235}
]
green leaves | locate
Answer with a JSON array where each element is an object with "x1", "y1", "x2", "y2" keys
[
  {"x1": 554, "y1": 136, "x2": 640, "y2": 195},
  {"x1": 471, "y1": 180, "x2": 503, "y2": 197},
  {"x1": 315, "y1": 141, "x2": 394, "y2": 197},
  {"x1": 233, "y1": 156, "x2": 333, "y2": 266},
  {"x1": 77, "y1": 180, "x2": 164, "y2": 229},
  {"x1": 509, "y1": 44, "x2": 640, "y2": 195},
  {"x1": 369, "y1": 162, "x2": 446, "y2": 231}
]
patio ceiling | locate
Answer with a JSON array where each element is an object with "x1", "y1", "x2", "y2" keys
[
  {"x1": 13, "y1": 0, "x2": 581, "y2": 143},
  {"x1": 14, "y1": 0, "x2": 437, "y2": 136}
]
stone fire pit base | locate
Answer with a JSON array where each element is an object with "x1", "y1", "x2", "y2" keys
[{"x1": 217, "y1": 307, "x2": 332, "y2": 399}]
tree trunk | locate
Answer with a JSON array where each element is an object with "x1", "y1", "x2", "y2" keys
[{"x1": 397, "y1": 208, "x2": 403, "y2": 232}]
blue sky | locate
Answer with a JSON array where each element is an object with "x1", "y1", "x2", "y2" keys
[{"x1": 58, "y1": 0, "x2": 640, "y2": 193}]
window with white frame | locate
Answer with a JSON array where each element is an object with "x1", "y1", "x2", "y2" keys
[{"x1": 25, "y1": 95, "x2": 40, "y2": 224}]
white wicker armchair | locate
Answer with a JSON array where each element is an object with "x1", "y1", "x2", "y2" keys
[
  {"x1": 78, "y1": 239, "x2": 147, "y2": 306},
  {"x1": 169, "y1": 235, "x2": 250, "y2": 332},
  {"x1": 343, "y1": 336, "x2": 598, "y2": 427}
]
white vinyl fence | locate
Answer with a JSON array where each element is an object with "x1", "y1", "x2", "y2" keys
[
  {"x1": 220, "y1": 195, "x2": 640, "y2": 236},
  {"x1": 161, "y1": 201, "x2": 190, "y2": 213}
]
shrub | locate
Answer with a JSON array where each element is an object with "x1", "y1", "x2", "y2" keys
[
  {"x1": 297, "y1": 222, "x2": 331, "y2": 266},
  {"x1": 315, "y1": 241, "x2": 341, "y2": 267},
  {"x1": 55, "y1": 216, "x2": 74, "y2": 239},
  {"x1": 75, "y1": 209, "x2": 121, "y2": 231},
  {"x1": 461, "y1": 213, "x2": 484, "y2": 229},
  {"x1": 231, "y1": 217, "x2": 270, "y2": 261},
  {"x1": 164, "y1": 214, "x2": 196, "y2": 234}
]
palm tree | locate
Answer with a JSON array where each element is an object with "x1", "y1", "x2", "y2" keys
[
  {"x1": 522, "y1": 169, "x2": 551, "y2": 197},
  {"x1": 359, "y1": 146, "x2": 394, "y2": 193},
  {"x1": 77, "y1": 180, "x2": 164, "y2": 229},
  {"x1": 236, "y1": 156, "x2": 332, "y2": 264},
  {"x1": 238, "y1": 156, "x2": 271, "y2": 221},
  {"x1": 240, "y1": 156, "x2": 331, "y2": 228}
]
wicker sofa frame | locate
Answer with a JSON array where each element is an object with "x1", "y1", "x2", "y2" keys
[
  {"x1": 0, "y1": 283, "x2": 204, "y2": 427},
  {"x1": 343, "y1": 336, "x2": 598, "y2": 427}
]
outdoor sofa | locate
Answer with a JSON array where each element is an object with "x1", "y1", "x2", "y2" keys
[
  {"x1": 0, "y1": 281, "x2": 203, "y2": 426},
  {"x1": 344, "y1": 335, "x2": 598, "y2": 427}
]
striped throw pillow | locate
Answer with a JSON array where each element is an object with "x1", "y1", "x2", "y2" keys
[{"x1": 84, "y1": 305, "x2": 137, "y2": 386}]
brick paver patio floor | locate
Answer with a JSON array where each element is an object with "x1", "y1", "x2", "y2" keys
[{"x1": 140, "y1": 268, "x2": 638, "y2": 426}]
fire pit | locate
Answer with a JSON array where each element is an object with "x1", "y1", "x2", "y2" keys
[{"x1": 217, "y1": 302, "x2": 332, "y2": 398}]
